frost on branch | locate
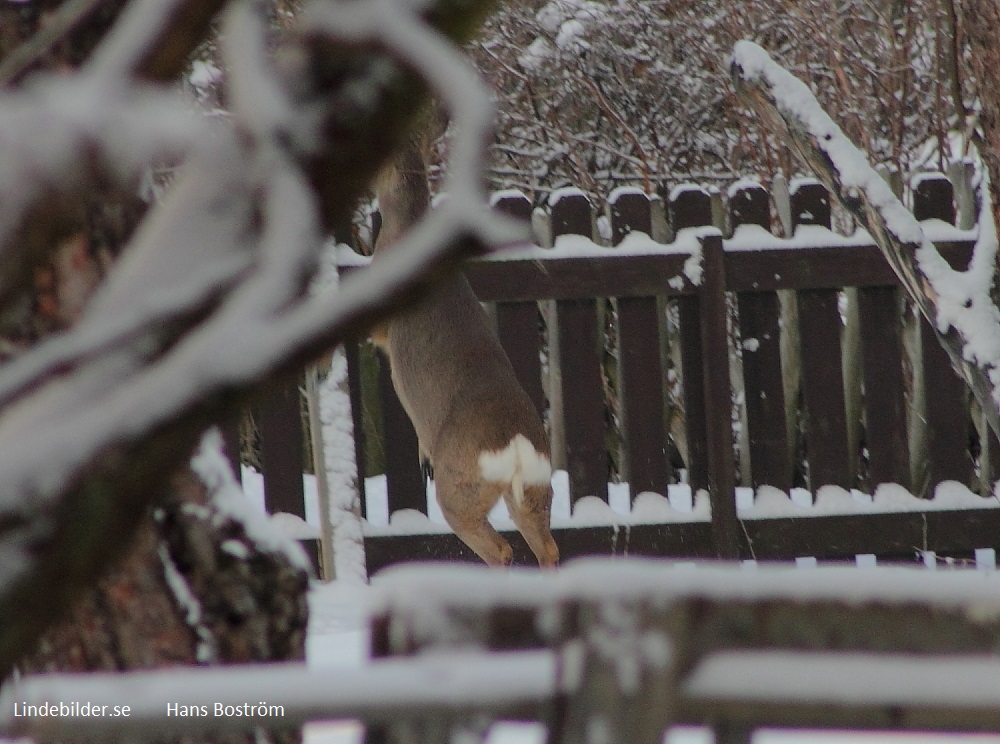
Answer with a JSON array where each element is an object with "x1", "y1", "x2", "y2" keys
[
  {"x1": 0, "y1": 0, "x2": 511, "y2": 678},
  {"x1": 731, "y1": 40, "x2": 1000, "y2": 439}
]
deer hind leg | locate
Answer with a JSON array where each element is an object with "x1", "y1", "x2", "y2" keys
[
  {"x1": 436, "y1": 476, "x2": 512, "y2": 567},
  {"x1": 504, "y1": 484, "x2": 559, "y2": 569}
]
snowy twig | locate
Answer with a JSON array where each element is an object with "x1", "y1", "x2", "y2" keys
[{"x1": 731, "y1": 40, "x2": 1000, "y2": 438}]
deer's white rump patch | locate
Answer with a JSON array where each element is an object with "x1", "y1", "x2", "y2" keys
[{"x1": 479, "y1": 434, "x2": 552, "y2": 506}]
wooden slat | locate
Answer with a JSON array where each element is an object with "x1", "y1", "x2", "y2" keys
[
  {"x1": 551, "y1": 192, "x2": 608, "y2": 504},
  {"x1": 738, "y1": 291, "x2": 792, "y2": 489},
  {"x1": 610, "y1": 189, "x2": 670, "y2": 497},
  {"x1": 672, "y1": 187, "x2": 714, "y2": 494},
  {"x1": 465, "y1": 253, "x2": 694, "y2": 301},
  {"x1": 341, "y1": 240, "x2": 979, "y2": 301},
  {"x1": 617, "y1": 296, "x2": 669, "y2": 495},
  {"x1": 858, "y1": 287, "x2": 910, "y2": 489},
  {"x1": 496, "y1": 302, "x2": 545, "y2": 418},
  {"x1": 797, "y1": 288, "x2": 851, "y2": 490},
  {"x1": 913, "y1": 176, "x2": 972, "y2": 491},
  {"x1": 792, "y1": 183, "x2": 850, "y2": 492},
  {"x1": 920, "y1": 318, "x2": 971, "y2": 488},
  {"x1": 378, "y1": 353, "x2": 425, "y2": 514},
  {"x1": 557, "y1": 298, "x2": 608, "y2": 503},
  {"x1": 258, "y1": 377, "x2": 306, "y2": 518},
  {"x1": 730, "y1": 183, "x2": 792, "y2": 491},
  {"x1": 913, "y1": 174, "x2": 957, "y2": 223},
  {"x1": 721, "y1": 240, "x2": 972, "y2": 293},
  {"x1": 678, "y1": 297, "x2": 708, "y2": 492},
  {"x1": 217, "y1": 416, "x2": 242, "y2": 479}
]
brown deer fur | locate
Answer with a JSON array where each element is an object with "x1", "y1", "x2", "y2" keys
[{"x1": 371, "y1": 146, "x2": 558, "y2": 568}]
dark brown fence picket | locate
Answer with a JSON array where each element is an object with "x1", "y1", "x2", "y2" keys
[
  {"x1": 858, "y1": 286, "x2": 910, "y2": 490},
  {"x1": 609, "y1": 189, "x2": 671, "y2": 497},
  {"x1": 913, "y1": 175, "x2": 972, "y2": 492},
  {"x1": 670, "y1": 186, "x2": 713, "y2": 493},
  {"x1": 550, "y1": 190, "x2": 609, "y2": 504},
  {"x1": 379, "y1": 355, "x2": 425, "y2": 514},
  {"x1": 731, "y1": 182, "x2": 793, "y2": 490},
  {"x1": 257, "y1": 378, "x2": 306, "y2": 518},
  {"x1": 791, "y1": 180, "x2": 851, "y2": 491},
  {"x1": 492, "y1": 192, "x2": 546, "y2": 418}
]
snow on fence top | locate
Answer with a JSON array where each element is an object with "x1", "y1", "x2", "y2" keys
[
  {"x1": 342, "y1": 174, "x2": 974, "y2": 279},
  {"x1": 368, "y1": 558, "x2": 1000, "y2": 615}
]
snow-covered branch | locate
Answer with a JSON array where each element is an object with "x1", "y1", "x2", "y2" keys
[
  {"x1": 0, "y1": 0, "x2": 511, "y2": 677},
  {"x1": 731, "y1": 40, "x2": 1000, "y2": 438}
]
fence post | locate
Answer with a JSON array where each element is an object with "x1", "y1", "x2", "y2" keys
[
  {"x1": 671, "y1": 185, "x2": 740, "y2": 558},
  {"x1": 552, "y1": 599, "x2": 677, "y2": 744},
  {"x1": 609, "y1": 188, "x2": 671, "y2": 498},
  {"x1": 550, "y1": 189, "x2": 608, "y2": 505},
  {"x1": 700, "y1": 231, "x2": 740, "y2": 558}
]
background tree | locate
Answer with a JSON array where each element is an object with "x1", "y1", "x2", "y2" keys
[{"x1": 462, "y1": 0, "x2": 971, "y2": 204}]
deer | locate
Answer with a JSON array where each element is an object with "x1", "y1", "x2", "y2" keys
[{"x1": 370, "y1": 143, "x2": 559, "y2": 569}]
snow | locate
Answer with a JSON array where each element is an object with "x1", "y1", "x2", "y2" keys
[
  {"x1": 317, "y1": 349, "x2": 367, "y2": 582},
  {"x1": 517, "y1": 38, "x2": 553, "y2": 73},
  {"x1": 608, "y1": 185, "x2": 648, "y2": 203},
  {"x1": 688, "y1": 650, "x2": 1000, "y2": 707},
  {"x1": 547, "y1": 186, "x2": 590, "y2": 208},
  {"x1": 490, "y1": 189, "x2": 530, "y2": 208},
  {"x1": 727, "y1": 177, "x2": 764, "y2": 198},
  {"x1": 188, "y1": 60, "x2": 222, "y2": 90},
  {"x1": 248, "y1": 460, "x2": 997, "y2": 546},
  {"x1": 157, "y1": 543, "x2": 216, "y2": 664}
]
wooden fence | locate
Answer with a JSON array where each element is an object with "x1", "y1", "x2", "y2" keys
[
  {"x1": 10, "y1": 562, "x2": 1000, "y2": 742},
  {"x1": 363, "y1": 561, "x2": 1000, "y2": 744},
  {"x1": 251, "y1": 171, "x2": 1000, "y2": 573}
]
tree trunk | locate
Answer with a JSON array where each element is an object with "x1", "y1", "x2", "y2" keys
[
  {"x1": 2, "y1": 4, "x2": 310, "y2": 743},
  {"x1": 20, "y1": 440, "x2": 310, "y2": 744}
]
